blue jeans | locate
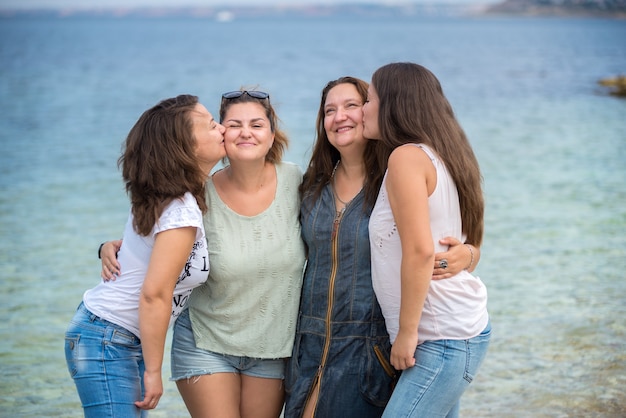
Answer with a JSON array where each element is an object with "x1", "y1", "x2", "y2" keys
[
  {"x1": 64, "y1": 302, "x2": 147, "y2": 418},
  {"x1": 382, "y1": 322, "x2": 492, "y2": 418}
]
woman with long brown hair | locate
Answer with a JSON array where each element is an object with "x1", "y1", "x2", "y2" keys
[{"x1": 363, "y1": 62, "x2": 491, "y2": 417}]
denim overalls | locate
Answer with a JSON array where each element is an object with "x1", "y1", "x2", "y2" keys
[{"x1": 285, "y1": 185, "x2": 396, "y2": 418}]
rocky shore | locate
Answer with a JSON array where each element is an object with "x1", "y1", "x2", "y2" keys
[
  {"x1": 599, "y1": 75, "x2": 626, "y2": 97},
  {"x1": 483, "y1": 0, "x2": 626, "y2": 18}
]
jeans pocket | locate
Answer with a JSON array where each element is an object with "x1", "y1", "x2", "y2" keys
[
  {"x1": 463, "y1": 323, "x2": 492, "y2": 384},
  {"x1": 360, "y1": 341, "x2": 397, "y2": 406},
  {"x1": 109, "y1": 328, "x2": 140, "y2": 346},
  {"x1": 103, "y1": 326, "x2": 142, "y2": 362},
  {"x1": 373, "y1": 344, "x2": 398, "y2": 383},
  {"x1": 64, "y1": 333, "x2": 80, "y2": 377}
]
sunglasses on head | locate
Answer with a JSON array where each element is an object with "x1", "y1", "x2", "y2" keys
[{"x1": 222, "y1": 90, "x2": 270, "y2": 100}]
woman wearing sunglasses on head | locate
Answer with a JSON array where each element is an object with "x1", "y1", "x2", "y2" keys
[
  {"x1": 101, "y1": 89, "x2": 305, "y2": 418},
  {"x1": 172, "y1": 89, "x2": 305, "y2": 417}
]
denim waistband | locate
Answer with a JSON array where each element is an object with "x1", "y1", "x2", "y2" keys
[
  {"x1": 74, "y1": 302, "x2": 141, "y2": 343},
  {"x1": 76, "y1": 302, "x2": 111, "y2": 324},
  {"x1": 298, "y1": 315, "x2": 388, "y2": 338}
]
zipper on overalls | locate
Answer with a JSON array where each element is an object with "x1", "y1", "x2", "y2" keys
[{"x1": 303, "y1": 207, "x2": 345, "y2": 418}]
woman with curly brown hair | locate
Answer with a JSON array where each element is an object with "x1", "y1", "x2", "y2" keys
[{"x1": 65, "y1": 94, "x2": 226, "y2": 417}]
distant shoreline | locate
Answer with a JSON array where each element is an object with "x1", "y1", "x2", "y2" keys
[{"x1": 1, "y1": 2, "x2": 624, "y2": 20}]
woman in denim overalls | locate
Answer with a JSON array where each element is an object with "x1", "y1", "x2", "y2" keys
[{"x1": 284, "y1": 77, "x2": 476, "y2": 418}]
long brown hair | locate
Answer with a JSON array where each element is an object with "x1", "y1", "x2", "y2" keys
[
  {"x1": 118, "y1": 94, "x2": 208, "y2": 236},
  {"x1": 300, "y1": 76, "x2": 382, "y2": 209},
  {"x1": 372, "y1": 63, "x2": 484, "y2": 245},
  {"x1": 219, "y1": 89, "x2": 288, "y2": 164}
]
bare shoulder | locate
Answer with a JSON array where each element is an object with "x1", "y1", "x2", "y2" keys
[{"x1": 388, "y1": 144, "x2": 433, "y2": 172}]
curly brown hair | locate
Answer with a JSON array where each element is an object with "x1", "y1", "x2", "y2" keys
[{"x1": 118, "y1": 94, "x2": 208, "y2": 236}]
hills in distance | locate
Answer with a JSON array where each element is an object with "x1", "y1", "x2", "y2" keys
[{"x1": 1, "y1": 1, "x2": 625, "y2": 19}]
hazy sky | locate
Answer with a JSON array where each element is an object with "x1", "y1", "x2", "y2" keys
[{"x1": 1, "y1": 0, "x2": 488, "y2": 10}]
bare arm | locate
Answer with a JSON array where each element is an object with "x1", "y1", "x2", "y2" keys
[
  {"x1": 135, "y1": 226, "x2": 196, "y2": 410},
  {"x1": 386, "y1": 146, "x2": 436, "y2": 371}
]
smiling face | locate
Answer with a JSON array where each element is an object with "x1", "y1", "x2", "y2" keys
[
  {"x1": 362, "y1": 83, "x2": 381, "y2": 140},
  {"x1": 221, "y1": 102, "x2": 275, "y2": 163},
  {"x1": 323, "y1": 82, "x2": 368, "y2": 153},
  {"x1": 191, "y1": 103, "x2": 226, "y2": 175}
]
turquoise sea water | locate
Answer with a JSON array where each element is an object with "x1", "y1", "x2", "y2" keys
[{"x1": 1, "y1": 15, "x2": 625, "y2": 417}]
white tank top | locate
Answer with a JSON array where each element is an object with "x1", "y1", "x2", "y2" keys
[{"x1": 369, "y1": 144, "x2": 488, "y2": 344}]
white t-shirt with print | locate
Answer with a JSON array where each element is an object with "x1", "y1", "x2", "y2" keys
[{"x1": 84, "y1": 192, "x2": 209, "y2": 338}]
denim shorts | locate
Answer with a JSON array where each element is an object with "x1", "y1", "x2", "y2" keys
[
  {"x1": 64, "y1": 302, "x2": 146, "y2": 418},
  {"x1": 170, "y1": 308, "x2": 286, "y2": 381}
]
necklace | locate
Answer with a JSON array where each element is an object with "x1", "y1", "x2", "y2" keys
[{"x1": 331, "y1": 160, "x2": 363, "y2": 207}]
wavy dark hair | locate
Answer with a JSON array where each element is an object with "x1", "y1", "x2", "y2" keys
[
  {"x1": 118, "y1": 94, "x2": 208, "y2": 236},
  {"x1": 372, "y1": 63, "x2": 484, "y2": 245},
  {"x1": 300, "y1": 76, "x2": 382, "y2": 209},
  {"x1": 219, "y1": 89, "x2": 288, "y2": 164}
]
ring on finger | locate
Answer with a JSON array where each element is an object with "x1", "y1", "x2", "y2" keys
[{"x1": 439, "y1": 259, "x2": 448, "y2": 269}]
